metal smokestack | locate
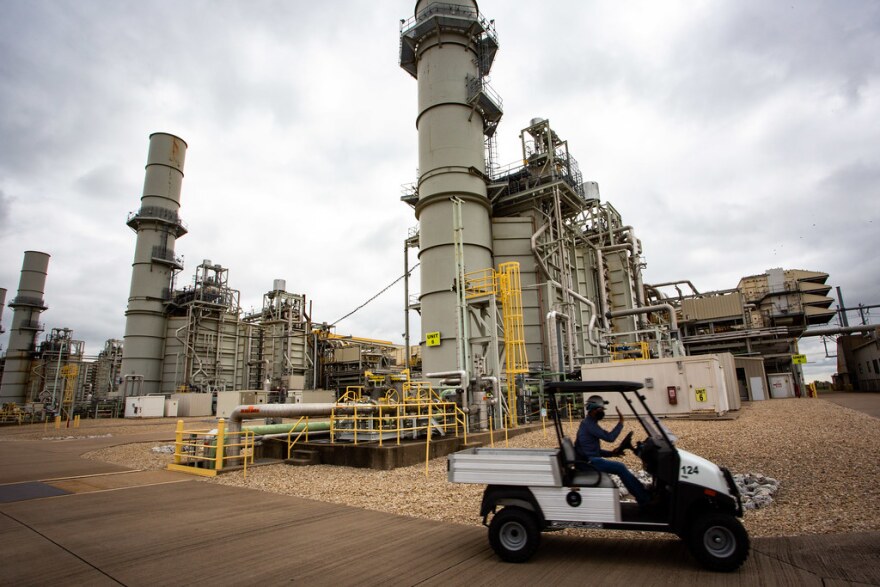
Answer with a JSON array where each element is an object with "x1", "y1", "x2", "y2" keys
[
  {"x1": 0, "y1": 251, "x2": 50, "y2": 404},
  {"x1": 0, "y1": 287, "x2": 6, "y2": 335},
  {"x1": 400, "y1": 0, "x2": 501, "y2": 376},
  {"x1": 120, "y1": 132, "x2": 188, "y2": 396}
]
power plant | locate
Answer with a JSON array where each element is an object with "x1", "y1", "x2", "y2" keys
[{"x1": 1, "y1": 0, "x2": 876, "y2": 437}]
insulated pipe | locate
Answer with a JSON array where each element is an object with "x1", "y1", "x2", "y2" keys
[
  {"x1": 596, "y1": 250, "x2": 610, "y2": 330},
  {"x1": 799, "y1": 325, "x2": 878, "y2": 337},
  {"x1": 243, "y1": 420, "x2": 332, "y2": 436},
  {"x1": 605, "y1": 304, "x2": 679, "y2": 331},
  {"x1": 403, "y1": 1, "x2": 497, "y2": 376},
  {"x1": 531, "y1": 223, "x2": 601, "y2": 350},
  {"x1": 647, "y1": 280, "x2": 701, "y2": 296},
  {"x1": 227, "y1": 402, "x2": 378, "y2": 456},
  {"x1": 480, "y1": 375, "x2": 501, "y2": 429},
  {"x1": 548, "y1": 280, "x2": 600, "y2": 351},
  {"x1": 259, "y1": 430, "x2": 331, "y2": 441},
  {"x1": 598, "y1": 242, "x2": 637, "y2": 308},
  {"x1": 120, "y1": 133, "x2": 188, "y2": 396},
  {"x1": 608, "y1": 228, "x2": 647, "y2": 321},
  {"x1": 426, "y1": 369, "x2": 470, "y2": 420},
  {"x1": 546, "y1": 311, "x2": 570, "y2": 374},
  {"x1": 0, "y1": 251, "x2": 50, "y2": 405},
  {"x1": 228, "y1": 403, "x2": 379, "y2": 434}
]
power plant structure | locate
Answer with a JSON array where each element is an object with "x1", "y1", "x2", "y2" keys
[
  {"x1": 120, "y1": 132, "x2": 189, "y2": 397},
  {"x1": 0, "y1": 251, "x2": 51, "y2": 406},
  {"x1": 1, "y1": 1, "x2": 872, "y2": 434}
]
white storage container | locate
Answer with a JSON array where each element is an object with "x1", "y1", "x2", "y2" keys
[
  {"x1": 580, "y1": 354, "x2": 732, "y2": 416},
  {"x1": 125, "y1": 396, "x2": 165, "y2": 418},
  {"x1": 171, "y1": 393, "x2": 213, "y2": 417}
]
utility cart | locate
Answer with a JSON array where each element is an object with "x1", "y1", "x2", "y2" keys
[{"x1": 448, "y1": 380, "x2": 749, "y2": 572}]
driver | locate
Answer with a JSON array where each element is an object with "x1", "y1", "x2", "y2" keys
[{"x1": 575, "y1": 394, "x2": 651, "y2": 507}]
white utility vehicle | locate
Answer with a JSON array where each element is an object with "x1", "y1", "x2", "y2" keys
[{"x1": 448, "y1": 381, "x2": 749, "y2": 572}]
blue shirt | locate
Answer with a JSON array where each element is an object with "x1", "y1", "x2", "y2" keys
[{"x1": 575, "y1": 415, "x2": 622, "y2": 459}]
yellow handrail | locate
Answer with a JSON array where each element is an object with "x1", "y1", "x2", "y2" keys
[
  {"x1": 168, "y1": 418, "x2": 256, "y2": 477},
  {"x1": 286, "y1": 416, "x2": 311, "y2": 459}
]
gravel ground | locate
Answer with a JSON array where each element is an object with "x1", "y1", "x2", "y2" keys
[{"x1": 74, "y1": 398, "x2": 880, "y2": 539}]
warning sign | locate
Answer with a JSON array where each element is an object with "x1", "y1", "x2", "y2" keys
[
  {"x1": 792, "y1": 354, "x2": 807, "y2": 365},
  {"x1": 695, "y1": 388, "x2": 707, "y2": 402},
  {"x1": 426, "y1": 331, "x2": 441, "y2": 347}
]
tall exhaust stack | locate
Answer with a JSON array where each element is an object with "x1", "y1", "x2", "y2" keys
[
  {"x1": 0, "y1": 251, "x2": 50, "y2": 404},
  {"x1": 0, "y1": 287, "x2": 6, "y2": 337},
  {"x1": 120, "y1": 133, "x2": 187, "y2": 396},
  {"x1": 400, "y1": 0, "x2": 502, "y2": 376}
]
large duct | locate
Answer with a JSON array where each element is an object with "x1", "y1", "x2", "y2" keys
[
  {"x1": 400, "y1": 0, "x2": 500, "y2": 375},
  {"x1": 0, "y1": 251, "x2": 50, "y2": 404},
  {"x1": 120, "y1": 133, "x2": 188, "y2": 396}
]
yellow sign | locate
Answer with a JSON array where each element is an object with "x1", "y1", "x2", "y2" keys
[
  {"x1": 426, "y1": 331, "x2": 441, "y2": 347},
  {"x1": 695, "y1": 388, "x2": 707, "y2": 402},
  {"x1": 792, "y1": 354, "x2": 807, "y2": 365}
]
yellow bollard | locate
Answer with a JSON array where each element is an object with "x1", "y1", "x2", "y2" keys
[
  {"x1": 174, "y1": 419, "x2": 184, "y2": 465},
  {"x1": 425, "y1": 402, "x2": 432, "y2": 479},
  {"x1": 54, "y1": 415, "x2": 61, "y2": 429},
  {"x1": 216, "y1": 419, "x2": 226, "y2": 472},
  {"x1": 488, "y1": 411, "x2": 494, "y2": 448}
]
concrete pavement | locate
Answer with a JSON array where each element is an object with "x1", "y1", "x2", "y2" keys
[
  {"x1": 818, "y1": 390, "x2": 880, "y2": 418},
  {"x1": 0, "y1": 404, "x2": 878, "y2": 586}
]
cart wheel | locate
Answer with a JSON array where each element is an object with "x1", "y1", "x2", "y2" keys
[
  {"x1": 686, "y1": 512, "x2": 750, "y2": 572},
  {"x1": 488, "y1": 507, "x2": 540, "y2": 563}
]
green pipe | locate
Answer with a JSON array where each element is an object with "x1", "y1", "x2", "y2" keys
[{"x1": 242, "y1": 421, "x2": 331, "y2": 436}]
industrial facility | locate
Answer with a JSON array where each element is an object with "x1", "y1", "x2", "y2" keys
[{"x1": 1, "y1": 0, "x2": 876, "y2": 440}]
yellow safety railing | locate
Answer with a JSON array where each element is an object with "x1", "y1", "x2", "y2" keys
[
  {"x1": 610, "y1": 342, "x2": 650, "y2": 362},
  {"x1": 167, "y1": 418, "x2": 255, "y2": 478},
  {"x1": 402, "y1": 379, "x2": 447, "y2": 403},
  {"x1": 462, "y1": 263, "x2": 530, "y2": 428},
  {"x1": 286, "y1": 416, "x2": 312, "y2": 459},
  {"x1": 338, "y1": 386, "x2": 365, "y2": 403},
  {"x1": 464, "y1": 268, "x2": 497, "y2": 299},
  {"x1": 0, "y1": 404, "x2": 24, "y2": 425},
  {"x1": 330, "y1": 399, "x2": 467, "y2": 448}
]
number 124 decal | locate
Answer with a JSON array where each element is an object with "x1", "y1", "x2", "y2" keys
[{"x1": 681, "y1": 465, "x2": 700, "y2": 475}]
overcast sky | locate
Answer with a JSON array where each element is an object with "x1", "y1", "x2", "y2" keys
[{"x1": 1, "y1": 1, "x2": 877, "y2": 383}]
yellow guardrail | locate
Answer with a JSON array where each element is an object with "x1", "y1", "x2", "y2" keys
[
  {"x1": 286, "y1": 416, "x2": 313, "y2": 459},
  {"x1": 0, "y1": 404, "x2": 24, "y2": 425},
  {"x1": 610, "y1": 341, "x2": 650, "y2": 362},
  {"x1": 167, "y1": 419, "x2": 255, "y2": 478},
  {"x1": 330, "y1": 399, "x2": 467, "y2": 448}
]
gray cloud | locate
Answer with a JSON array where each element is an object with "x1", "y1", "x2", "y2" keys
[
  {"x1": 0, "y1": 190, "x2": 10, "y2": 232},
  {"x1": 0, "y1": 1, "x2": 877, "y2": 382}
]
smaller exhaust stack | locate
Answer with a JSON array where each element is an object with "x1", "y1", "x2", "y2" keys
[{"x1": 0, "y1": 251, "x2": 50, "y2": 405}]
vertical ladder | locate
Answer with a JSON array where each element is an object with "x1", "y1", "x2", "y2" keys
[{"x1": 498, "y1": 262, "x2": 529, "y2": 426}]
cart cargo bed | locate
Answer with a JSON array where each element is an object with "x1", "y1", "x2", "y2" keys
[{"x1": 447, "y1": 447, "x2": 563, "y2": 486}]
